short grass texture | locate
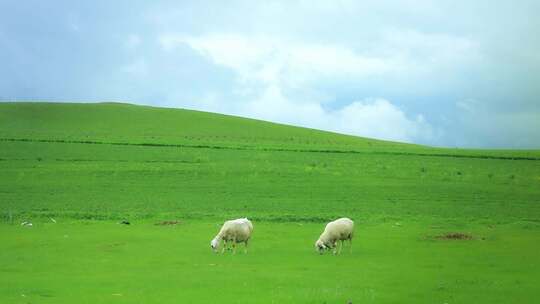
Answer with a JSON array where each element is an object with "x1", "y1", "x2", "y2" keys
[{"x1": 1, "y1": 102, "x2": 540, "y2": 303}]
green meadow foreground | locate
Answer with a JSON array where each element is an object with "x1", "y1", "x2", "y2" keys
[
  {"x1": 1, "y1": 102, "x2": 540, "y2": 303},
  {"x1": 1, "y1": 221, "x2": 539, "y2": 303}
]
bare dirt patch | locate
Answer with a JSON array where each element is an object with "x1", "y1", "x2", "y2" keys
[
  {"x1": 435, "y1": 232, "x2": 473, "y2": 240},
  {"x1": 155, "y1": 220, "x2": 181, "y2": 226}
]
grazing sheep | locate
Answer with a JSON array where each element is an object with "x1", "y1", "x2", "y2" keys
[
  {"x1": 210, "y1": 218, "x2": 253, "y2": 254},
  {"x1": 315, "y1": 217, "x2": 354, "y2": 255}
]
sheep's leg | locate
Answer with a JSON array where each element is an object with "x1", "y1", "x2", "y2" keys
[
  {"x1": 232, "y1": 237, "x2": 237, "y2": 254},
  {"x1": 349, "y1": 237, "x2": 353, "y2": 254},
  {"x1": 332, "y1": 242, "x2": 337, "y2": 255},
  {"x1": 244, "y1": 239, "x2": 249, "y2": 254},
  {"x1": 221, "y1": 240, "x2": 227, "y2": 254}
]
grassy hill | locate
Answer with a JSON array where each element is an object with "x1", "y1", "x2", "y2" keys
[
  {"x1": 1, "y1": 102, "x2": 539, "y2": 303},
  {"x1": 1, "y1": 102, "x2": 539, "y2": 158},
  {"x1": 0, "y1": 102, "x2": 413, "y2": 151},
  {"x1": 1, "y1": 102, "x2": 539, "y2": 221}
]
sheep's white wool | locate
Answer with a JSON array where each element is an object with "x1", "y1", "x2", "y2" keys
[
  {"x1": 211, "y1": 218, "x2": 253, "y2": 253},
  {"x1": 315, "y1": 218, "x2": 354, "y2": 254}
]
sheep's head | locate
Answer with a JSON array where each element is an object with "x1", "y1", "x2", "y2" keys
[
  {"x1": 315, "y1": 239, "x2": 327, "y2": 254},
  {"x1": 210, "y1": 238, "x2": 219, "y2": 252}
]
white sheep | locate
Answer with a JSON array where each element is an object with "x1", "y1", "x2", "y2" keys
[
  {"x1": 315, "y1": 217, "x2": 354, "y2": 255},
  {"x1": 210, "y1": 218, "x2": 253, "y2": 254}
]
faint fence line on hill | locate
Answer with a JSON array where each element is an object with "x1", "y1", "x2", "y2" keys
[{"x1": 1, "y1": 137, "x2": 539, "y2": 161}]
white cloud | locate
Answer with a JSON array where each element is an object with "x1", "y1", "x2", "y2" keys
[
  {"x1": 238, "y1": 85, "x2": 326, "y2": 125},
  {"x1": 159, "y1": 34, "x2": 404, "y2": 87},
  {"x1": 330, "y1": 98, "x2": 433, "y2": 142},
  {"x1": 211, "y1": 85, "x2": 433, "y2": 144},
  {"x1": 159, "y1": 31, "x2": 481, "y2": 100},
  {"x1": 159, "y1": 32, "x2": 438, "y2": 143}
]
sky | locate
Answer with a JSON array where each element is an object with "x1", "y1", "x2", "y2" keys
[{"x1": 1, "y1": 0, "x2": 539, "y2": 148}]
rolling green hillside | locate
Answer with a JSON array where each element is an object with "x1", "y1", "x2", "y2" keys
[
  {"x1": 0, "y1": 102, "x2": 411, "y2": 151},
  {"x1": 1, "y1": 102, "x2": 539, "y2": 222},
  {"x1": 1, "y1": 102, "x2": 540, "y2": 304},
  {"x1": 1, "y1": 102, "x2": 539, "y2": 159}
]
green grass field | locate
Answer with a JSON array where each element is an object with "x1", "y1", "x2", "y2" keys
[{"x1": 1, "y1": 102, "x2": 540, "y2": 303}]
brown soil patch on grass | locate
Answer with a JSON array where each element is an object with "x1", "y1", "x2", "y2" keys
[
  {"x1": 435, "y1": 232, "x2": 473, "y2": 240},
  {"x1": 155, "y1": 220, "x2": 181, "y2": 226}
]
